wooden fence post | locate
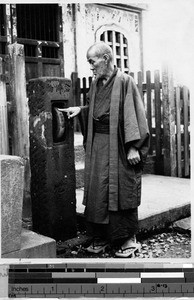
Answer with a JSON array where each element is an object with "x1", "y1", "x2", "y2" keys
[
  {"x1": 8, "y1": 43, "x2": 31, "y2": 218},
  {"x1": 162, "y1": 65, "x2": 177, "y2": 176},
  {"x1": 183, "y1": 86, "x2": 190, "y2": 177},
  {"x1": 0, "y1": 57, "x2": 9, "y2": 154},
  {"x1": 175, "y1": 86, "x2": 182, "y2": 178},
  {"x1": 71, "y1": 72, "x2": 81, "y2": 132},
  {"x1": 154, "y1": 70, "x2": 163, "y2": 174}
]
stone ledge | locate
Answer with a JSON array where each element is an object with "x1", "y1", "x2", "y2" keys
[{"x1": 2, "y1": 229, "x2": 56, "y2": 258}]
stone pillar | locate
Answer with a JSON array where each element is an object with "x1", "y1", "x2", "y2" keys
[
  {"x1": 28, "y1": 77, "x2": 77, "y2": 241},
  {"x1": 1, "y1": 155, "x2": 24, "y2": 255}
]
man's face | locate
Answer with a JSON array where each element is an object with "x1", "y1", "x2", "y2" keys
[{"x1": 87, "y1": 50, "x2": 107, "y2": 79}]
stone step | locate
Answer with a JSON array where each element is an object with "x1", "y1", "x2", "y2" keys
[
  {"x1": 76, "y1": 175, "x2": 191, "y2": 233},
  {"x1": 2, "y1": 229, "x2": 56, "y2": 258}
]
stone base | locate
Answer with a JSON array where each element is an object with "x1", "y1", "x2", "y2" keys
[{"x1": 2, "y1": 229, "x2": 56, "y2": 258}]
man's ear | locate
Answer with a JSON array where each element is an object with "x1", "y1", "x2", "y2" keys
[{"x1": 103, "y1": 53, "x2": 109, "y2": 63}]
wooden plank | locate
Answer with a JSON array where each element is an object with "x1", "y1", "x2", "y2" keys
[
  {"x1": 58, "y1": 5, "x2": 64, "y2": 77},
  {"x1": 175, "y1": 87, "x2": 182, "y2": 177},
  {"x1": 154, "y1": 70, "x2": 162, "y2": 161},
  {"x1": 8, "y1": 43, "x2": 31, "y2": 210},
  {"x1": 71, "y1": 72, "x2": 81, "y2": 131},
  {"x1": 42, "y1": 63, "x2": 61, "y2": 77},
  {"x1": 11, "y1": 5, "x2": 17, "y2": 43},
  {"x1": 142, "y1": 82, "x2": 162, "y2": 91},
  {"x1": 183, "y1": 86, "x2": 190, "y2": 177},
  {"x1": 5, "y1": 4, "x2": 12, "y2": 44},
  {"x1": 137, "y1": 71, "x2": 143, "y2": 101},
  {"x1": 89, "y1": 76, "x2": 93, "y2": 88},
  {"x1": 17, "y1": 38, "x2": 60, "y2": 47},
  {"x1": 0, "y1": 57, "x2": 2, "y2": 74},
  {"x1": 162, "y1": 65, "x2": 177, "y2": 176},
  {"x1": 36, "y1": 43, "x2": 43, "y2": 77},
  {"x1": 0, "y1": 57, "x2": 9, "y2": 154},
  {"x1": 25, "y1": 57, "x2": 61, "y2": 64},
  {"x1": 82, "y1": 77, "x2": 87, "y2": 106},
  {"x1": 146, "y1": 70, "x2": 153, "y2": 155}
]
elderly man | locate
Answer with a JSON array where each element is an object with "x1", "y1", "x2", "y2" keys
[{"x1": 60, "y1": 41, "x2": 149, "y2": 257}]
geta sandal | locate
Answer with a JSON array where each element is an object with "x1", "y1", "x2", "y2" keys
[
  {"x1": 86, "y1": 239, "x2": 109, "y2": 254},
  {"x1": 115, "y1": 243, "x2": 141, "y2": 258}
]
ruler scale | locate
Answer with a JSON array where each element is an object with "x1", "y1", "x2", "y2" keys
[{"x1": 4, "y1": 263, "x2": 194, "y2": 297}]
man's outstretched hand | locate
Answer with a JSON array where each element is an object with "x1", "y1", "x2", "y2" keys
[{"x1": 58, "y1": 107, "x2": 81, "y2": 119}]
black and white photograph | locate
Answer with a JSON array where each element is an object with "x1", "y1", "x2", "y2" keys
[{"x1": 0, "y1": 0, "x2": 192, "y2": 264}]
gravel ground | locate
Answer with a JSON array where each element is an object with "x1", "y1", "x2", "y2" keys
[{"x1": 57, "y1": 227, "x2": 191, "y2": 259}]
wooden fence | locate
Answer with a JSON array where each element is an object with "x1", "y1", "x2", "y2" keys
[
  {"x1": 0, "y1": 48, "x2": 190, "y2": 179},
  {"x1": 71, "y1": 69, "x2": 190, "y2": 178}
]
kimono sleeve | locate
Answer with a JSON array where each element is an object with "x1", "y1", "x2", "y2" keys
[{"x1": 124, "y1": 76, "x2": 150, "y2": 163}]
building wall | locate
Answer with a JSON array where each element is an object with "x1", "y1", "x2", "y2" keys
[{"x1": 62, "y1": 3, "x2": 143, "y2": 80}]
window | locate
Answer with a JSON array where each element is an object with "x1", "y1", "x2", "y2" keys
[
  {"x1": 0, "y1": 4, "x2": 6, "y2": 55},
  {"x1": 16, "y1": 4, "x2": 59, "y2": 58},
  {"x1": 100, "y1": 30, "x2": 129, "y2": 73}
]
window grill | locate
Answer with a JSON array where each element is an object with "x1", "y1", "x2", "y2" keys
[
  {"x1": 17, "y1": 4, "x2": 58, "y2": 41},
  {"x1": 24, "y1": 44, "x2": 36, "y2": 57},
  {"x1": 0, "y1": 4, "x2": 6, "y2": 55},
  {"x1": 0, "y1": 5, "x2": 5, "y2": 36},
  {"x1": 100, "y1": 30, "x2": 129, "y2": 73},
  {"x1": 42, "y1": 46, "x2": 58, "y2": 59},
  {"x1": 16, "y1": 4, "x2": 59, "y2": 59}
]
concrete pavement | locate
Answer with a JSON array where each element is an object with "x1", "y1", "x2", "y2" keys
[{"x1": 76, "y1": 175, "x2": 191, "y2": 232}]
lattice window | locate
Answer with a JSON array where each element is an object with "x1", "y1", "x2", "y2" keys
[
  {"x1": 100, "y1": 30, "x2": 129, "y2": 73},
  {"x1": 16, "y1": 4, "x2": 59, "y2": 59},
  {"x1": 0, "y1": 4, "x2": 6, "y2": 55}
]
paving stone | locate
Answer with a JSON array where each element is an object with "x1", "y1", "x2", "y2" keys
[{"x1": 173, "y1": 217, "x2": 191, "y2": 232}]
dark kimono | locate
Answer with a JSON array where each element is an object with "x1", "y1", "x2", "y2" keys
[{"x1": 80, "y1": 69, "x2": 149, "y2": 243}]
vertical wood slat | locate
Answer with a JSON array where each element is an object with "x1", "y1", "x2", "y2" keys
[
  {"x1": 82, "y1": 77, "x2": 87, "y2": 106},
  {"x1": 36, "y1": 43, "x2": 43, "y2": 77},
  {"x1": 58, "y1": 5, "x2": 64, "y2": 77},
  {"x1": 183, "y1": 86, "x2": 189, "y2": 177},
  {"x1": 11, "y1": 4, "x2": 17, "y2": 43},
  {"x1": 5, "y1": 4, "x2": 12, "y2": 44},
  {"x1": 146, "y1": 70, "x2": 152, "y2": 155},
  {"x1": 162, "y1": 66, "x2": 171, "y2": 176},
  {"x1": 89, "y1": 76, "x2": 93, "y2": 88},
  {"x1": 0, "y1": 57, "x2": 9, "y2": 154},
  {"x1": 175, "y1": 86, "x2": 182, "y2": 177},
  {"x1": 162, "y1": 65, "x2": 177, "y2": 176},
  {"x1": 137, "y1": 71, "x2": 143, "y2": 101},
  {"x1": 154, "y1": 70, "x2": 162, "y2": 161},
  {"x1": 71, "y1": 72, "x2": 80, "y2": 131}
]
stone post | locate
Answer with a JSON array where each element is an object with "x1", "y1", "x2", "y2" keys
[
  {"x1": 1, "y1": 155, "x2": 24, "y2": 255},
  {"x1": 28, "y1": 77, "x2": 77, "y2": 241}
]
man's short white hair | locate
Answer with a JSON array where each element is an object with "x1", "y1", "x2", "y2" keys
[{"x1": 87, "y1": 41, "x2": 113, "y2": 63}]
